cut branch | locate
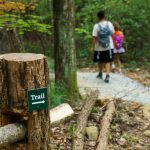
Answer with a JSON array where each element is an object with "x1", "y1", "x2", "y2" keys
[
  {"x1": 73, "y1": 90, "x2": 99, "y2": 150},
  {"x1": 96, "y1": 100, "x2": 115, "y2": 150},
  {"x1": 0, "y1": 123, "x2": 27, "y2": 147}
]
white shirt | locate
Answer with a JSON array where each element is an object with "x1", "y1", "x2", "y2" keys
[{"x1": 92, "y1": 21, "x2": 115, "y2": 51}]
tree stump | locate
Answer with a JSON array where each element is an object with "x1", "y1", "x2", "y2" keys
[{"x1": 0, "y1": 53, "x2": 50, "y2": 150}]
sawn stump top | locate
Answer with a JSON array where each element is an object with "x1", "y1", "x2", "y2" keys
[{"x1": 1, "y1": 53, "x2": 44, "y2": 61}]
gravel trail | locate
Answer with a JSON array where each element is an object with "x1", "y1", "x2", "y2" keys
[{"x1": 78, "y1": 72, "x2": 150, "y2": 104}]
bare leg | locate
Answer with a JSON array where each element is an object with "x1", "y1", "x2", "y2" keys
[
  {"x1": 116, "y1": 54, "x2": 122, "y2": 72},
  {"x1": 114, "y1": 54, "x2": 118, "y2": 66},
  {"x1": 105, "y1": 63, "x2": 110, "y2": 75},
  {"x1": 114, "y1": 54, "x2": 122, "y2": 71},
  {"x1": 98, "y1": 63, "x2": 103, "y2": 73}
]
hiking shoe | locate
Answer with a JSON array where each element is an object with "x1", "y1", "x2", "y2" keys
[
  {"x1": 105, "y1": 74, "x2": 110, "y2": 83},
  {"x1": 96, "y1": 72, "x2": 103, "y2": 79}
]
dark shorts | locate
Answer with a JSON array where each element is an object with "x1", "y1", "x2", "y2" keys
[{"x1": 93, "y1": 49, "x2": 114, "y2": 63}]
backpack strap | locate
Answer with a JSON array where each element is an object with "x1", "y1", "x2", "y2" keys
[
  {"x1": 98, "y1": 23, "x2": 102, "y2": 31},
  {"x1": 98, "y1": 21, "x2": 109, "y2": 30}
]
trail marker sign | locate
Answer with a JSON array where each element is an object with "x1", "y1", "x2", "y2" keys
[{"x1": 28, "y1": 87, "x2": 48, "y2": 112}]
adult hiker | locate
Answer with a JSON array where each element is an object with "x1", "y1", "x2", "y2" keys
[
  {"x1": 90, "y1": 10, "x2": 115, "y2": 83},
  {"x1": 112, "y1": 23, "x2": 125, "y2": 72}
]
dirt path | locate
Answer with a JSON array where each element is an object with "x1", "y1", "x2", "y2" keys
[{"x1": 78, "y1": 71, "x2": 150, "y2": 104}]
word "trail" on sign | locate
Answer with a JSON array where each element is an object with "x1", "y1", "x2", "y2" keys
[{"x1": 28, "y1": 88, "x2": 48, "y2": 112}]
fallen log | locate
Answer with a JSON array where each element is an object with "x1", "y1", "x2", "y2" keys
[
  {"x1": 0, "y1": 123, "x2": 27, "y2": 147},
  {"x1": 96, "y1": 100, "x2": 115, "y2": 150},
  {"x1": 73, "y1": 90, "x2": 99, "y2": 150}
]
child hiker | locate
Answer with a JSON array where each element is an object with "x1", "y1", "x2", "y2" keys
[
  {"x1": 90, "y1": 11, "x2": 115, "y2": 83},
  {"x1": 112, "y1": 23, "x2": 125, "y2": 72}
]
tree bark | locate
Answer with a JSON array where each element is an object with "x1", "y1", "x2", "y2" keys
[
  {"x1": 0, "y1": 53, "x2": 50, "y2": 150},
  {"x1": 96, "y1": 100, "x2": 115, "y2": 150},
  {"x1": 53, "y1": 0, "x2": 78, "y2": 99},
  {"x1": 73, "y1": 90, "x2": 99, "y2": 150},
  {"x1": 0, "y1": 29, "x2": 24, "y2": 54}
]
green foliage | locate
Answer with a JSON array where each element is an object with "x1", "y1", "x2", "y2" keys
[
  {"x1": 75, "y1": 0, "x2": 150, "y2": 61},
  {"x1": 47, "y1": 57, "x2": 54, "y2": 73},
  {"x1": 75, "y1": 0, "x2": 100, "y2": 58},
  {"x1": 0, "y1": 0, "x2": 52, "y2": 37},
  {"x1": 50, "y1": 82, "x2": 67, "y2": 107},
  {"x1": 106, "y1": 0, "x2": 150, "y2": 52},
  {"x1": 36, "y1": 0, "x2": 52, "y2": 18},
  {"x1": 0, "y1": 13, "x2": 52, "y2": 35},
  {"x1": 123, "y1": 134, "x2": 138, "y2": 146},
  {"x1": 47, "y1": 58, "x2": 68, "y2": 107},
  {"x1": 50, "y1": 145, "x2": 54, "y2": 150},
  {"x1": 1, "y1": 0, "x2": 149, "y2": 65},
  {"x1": 67, "y1": 123, "x2": 76, "y2": 137},
  {"x1": 91, "y1": 107, "x2": 100, "y2": 113},
  {"x1": 0, "y1": 0, "x2": 53, "y2": 55}
]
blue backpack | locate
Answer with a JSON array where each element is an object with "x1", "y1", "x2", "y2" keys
[{"x1": 98, "y1": 22, "x2": 111, "y2": 48}]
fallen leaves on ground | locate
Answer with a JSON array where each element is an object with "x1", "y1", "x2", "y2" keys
[
  {"x1": 124, "y1": 68, "x2": 150, "y2": 86},
  {"x1": 50, "y1": 99, "x2": 150, "y2": 150}
]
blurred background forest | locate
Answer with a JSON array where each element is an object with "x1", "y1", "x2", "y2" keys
[
  {"x1": 0, "y1": 0, "x2": 150, "y2": 68},
  {"x1": 0, "y1": 0, "x2": 150, "y2": 105}
]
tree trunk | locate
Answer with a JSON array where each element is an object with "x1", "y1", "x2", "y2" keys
[
  {"x1": 0, "y1": 53, "x2": 50, "y2": 150},
  {"x1": 0, "y1": 29, "x2": 24, "y2": 54},
  {"x1": 53, "y1": 0, "x2": 78, "y2": 100},
  {"x1": 96, "y1": 100, "x2": 115, "y2": 150},
  {"x1": 73, "y1": 90, "x2": 99, "y2": 150}
]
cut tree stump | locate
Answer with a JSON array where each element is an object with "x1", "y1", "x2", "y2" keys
[
  {"x1": 96, "y1": 100, "x2": 115, "y2": 150},
  {"x1": 0, "y1": 53, "x2": 50, "y2": 150},
  {"x1": 73, "y1": 90, "x2": 99, "y2": 150}
]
